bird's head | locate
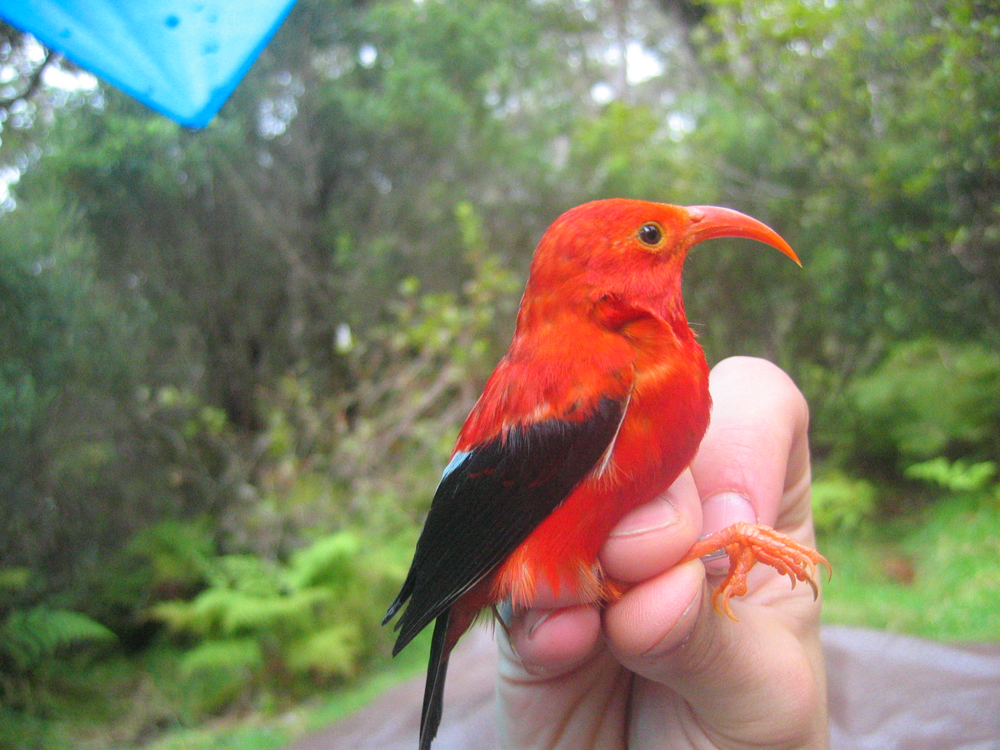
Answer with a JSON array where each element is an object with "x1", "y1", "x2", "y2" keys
[{"x1": 520, "y1": 198, "x2": 798, "y2": 328}]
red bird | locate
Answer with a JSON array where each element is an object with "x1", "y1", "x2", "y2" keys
[{"x1": 384, "y1": 199, "x2": 828, "y2": 750}]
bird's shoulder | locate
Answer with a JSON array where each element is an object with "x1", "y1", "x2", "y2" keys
[{"x1": 455, "y1": 330, "x2": 634, "y2": 450}]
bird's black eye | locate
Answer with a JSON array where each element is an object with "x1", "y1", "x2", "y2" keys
[{"x1": 637, "y1": 222, "x2": 663, "y2": 246}]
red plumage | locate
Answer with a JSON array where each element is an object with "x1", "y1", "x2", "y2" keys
[{"x1": 384, "y1": 199, "x2": 825, "y2": 750}]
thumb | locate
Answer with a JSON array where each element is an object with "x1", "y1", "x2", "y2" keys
[
  {"x1": 603, "y1": 357, "x2": 826, "y2": 747},
  {"x1": 693, "y1": 356, "x2": 812, "y2": 535}
]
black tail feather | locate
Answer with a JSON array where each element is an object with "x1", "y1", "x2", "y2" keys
[{"x1": 419, "y1": 610, "x2": 452, "y2": 750}]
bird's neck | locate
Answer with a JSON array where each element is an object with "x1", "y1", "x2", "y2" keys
[
  {"x1": 516, "y1": 271, "x2": 692, "y2": 341},
  {"x1": 510, "y1": 286, "x2": 705, "y2": 405}
]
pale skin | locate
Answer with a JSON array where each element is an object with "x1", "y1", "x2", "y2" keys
[{"x1": 497, "y1": 356, "x2": 829, "y2": 750}]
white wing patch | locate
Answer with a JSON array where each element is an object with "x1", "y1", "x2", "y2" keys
[
  {"x1": 440, "y1": 450, "x2": 472, "y2": 481},
  {"x1": 593, "y1": 389, "x2": 631, "y2": 481}
]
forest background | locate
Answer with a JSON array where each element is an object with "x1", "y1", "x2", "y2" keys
[{"x1": 1, "y1": 0, "x2": 999, "y2": 748}]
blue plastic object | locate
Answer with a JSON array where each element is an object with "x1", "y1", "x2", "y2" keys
[{"x1": 0, "y1": 0, "x2": 298, "y2": 128}]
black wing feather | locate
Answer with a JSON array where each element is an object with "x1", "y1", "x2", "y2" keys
[{"x1": 385, "y1": 396, "x2": 625, "y2": 654}]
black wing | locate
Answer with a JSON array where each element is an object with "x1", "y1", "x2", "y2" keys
[{"x1": 384, "y1": 396, "x2": 625, "y2": 655}]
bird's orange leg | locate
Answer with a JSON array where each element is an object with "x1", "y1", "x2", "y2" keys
[{"x1": 678, "y1": 522, "x2": 831, "y2": 621}]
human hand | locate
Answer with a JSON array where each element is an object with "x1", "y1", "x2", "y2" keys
[{"x1": 497, "y1": 356, "x2": 828, "y2": 750}]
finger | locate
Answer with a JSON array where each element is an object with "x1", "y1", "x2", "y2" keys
[
  {"x1": 691, "y1": 356, "x2": 812, "y2": 535},
  {"x1": 498, "y1": 606, "x2": 628, "y2": 750},
  {"x1": 601, "y1": 559, "x2": 705, "y2": 658},
  {"x1": 502, "y1": 603, "x2": 603, "y2": 677},
  {"x1": 603, "y1": 357, "x2": 826, "y2": 745},
  {"x1": 502, "y1": 465, "x2": 703, "y2": 679},
  {"x1": 606, "y1": 582, "x2": 826, "y2": 747},
  {"x1": 600, "y1": 469, "x2": 703, "y2": 583},
  {"x1": 497, "y1": 634, "x2": 630, "y2": 750}
]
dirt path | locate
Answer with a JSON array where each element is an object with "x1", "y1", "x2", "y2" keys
[{"x1": 286, "y1": 628, "x2": 499, "y2": 750}]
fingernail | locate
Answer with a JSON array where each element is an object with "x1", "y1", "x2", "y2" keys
[
  {"x1": 700, "y1": 492, "x2": 757, "y2": 574},
  {"x1": 525, "y1": 609, "x2": 552, "y2": 639},
  {"x1": 701, "y1": 492, "x2": 757, "y2": 535},
  {"x1": 608, "y1": 495, "x2": 680, "y2": 537}
]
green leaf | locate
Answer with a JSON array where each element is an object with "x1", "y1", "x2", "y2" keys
[
  {"x1": 286, "y1": 532, "x2": 361, "y2": 590},
  {"x1": 178, "y1": 638, "x2": 264, "y2": 678},
  {"x1": 812, "y1": 474, "x2": 877, "y2": 533},
  {"x1": 0, "y1": 607, "x2": 116, "y2": 670},
  {"x1": 905, "y1": 458, "x2": 997, "y2": 494},
  {"x1": 285, "y1": 624, "x2": 363, "y2": 679}
]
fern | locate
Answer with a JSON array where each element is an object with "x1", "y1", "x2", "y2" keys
[
  {"x1": 0, "y1": 606, "x2": 118, "y2": 724},
  {"x1": 0, "y1": 608, "x2": 116, "y2": 672},
  {"x1": 209, "y1": 554, "x2": 283, "y2": 596},
  {"x1": 221, "y1": 589, "x2": 331, "y2": 637},
  {"x1": 177, "y1": 638, "x2": 264, "y2": 717},
  {"x1": 126, "y1": 519, "x2": 216, "y2": 595},
  {"x1": 811, "y1": 473, "x2": 877, "y2": 533},
  {"x1": 285, "y1": 624, "x2": 363, "y2": 679},
  {"x1": 179, "y1": 638, "x2": 263, "y2": 677},
  {"x1": 905, "y1": 458, "x2": 997, "y2": 494},
  {"x1": 148, "y1": 529, "x2": 405, "y2": 713},
  {"x1": 285, "y1": 533, "x2": 361, "y2": 590}
]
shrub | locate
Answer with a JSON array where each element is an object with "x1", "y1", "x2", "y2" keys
[
  {"x1": 148, "y1": 530, "x2": 406, "y2": 717},
  {"x1": 842, "y1": 340, "x2": 1000, "y2": 486}
]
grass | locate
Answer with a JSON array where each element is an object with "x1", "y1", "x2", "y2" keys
[{"x1": 820, "y1": 491, "x2": 1000, "y2": 640}]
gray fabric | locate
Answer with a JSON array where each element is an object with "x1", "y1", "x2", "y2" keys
[{"x1": 287, "y1": 625, "x2": 1000, "y2": 750}]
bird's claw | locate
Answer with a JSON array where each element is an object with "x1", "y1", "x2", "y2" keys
[{"x1": 680, "y1": 522, "x2": 831, "y2": 621}]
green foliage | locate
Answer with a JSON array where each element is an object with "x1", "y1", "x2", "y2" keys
[
  {"x1": 149, "y1": 530, "x2": 405, "y2": 718},
  {"x1": 0, "y1": 568, "x2": 31, "y2": 593},
  {"x1": 822, "y1": 492, "x2": 1000, "y2": 640},
  {"x1": 0, "y1": 605, "x2": 117, "y2": 733},
  {"x1": 127, "y1": 519, "x2": 217, "y2": 600},
  {"x1": 0, "y1": 608, "x2": 116, "y2": 673},
  {"x1": 334, "y1": 213, "x2": 520, "y2": 528},
  {"x1": 144, "y1": 724, "x2": 290, "y2": 750},
  {"x1": 284, "y1": 624, "x2": 363, "y2": 678},
  {"x1": 0, "y1": 191, "x2": 133, "y2": 561},
  {"x1": 842, "y1": 340, "x2": 1000, "y2": 481},
  {"x1": 811, "y1": 473, "x2": 877, "y2": 533},
  {"x1": 905, "y1": 458, "x2": 997, "y2": 495},
  {"x1": 567, "y1": 101, "x2": 683, "y2": 201},
  {"x1": 686, "y1": 1, "x2": 1000, "y2": 458},
  {"x1": 176, "y1": 638, "x2": 264, "y2": 716}
]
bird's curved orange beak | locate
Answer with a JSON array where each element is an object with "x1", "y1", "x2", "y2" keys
[{"x1": 684, "y1": 205, "x2": 801, "y2": 266}]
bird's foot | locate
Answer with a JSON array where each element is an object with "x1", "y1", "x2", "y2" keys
[{"x1": 679, "y1": 522, "x2": 831, "y2": 621}]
